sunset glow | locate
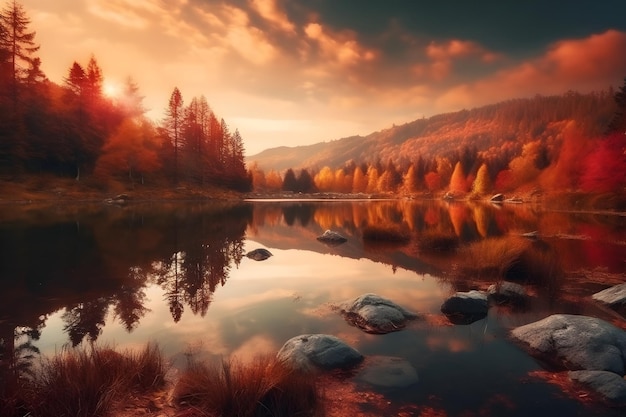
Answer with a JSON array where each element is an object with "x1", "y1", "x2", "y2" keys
[
  {"x1": 19, "y1": 1, "x2": 626, "y2": 154},
  {"x1": 102, "y1": 80, "x2": 120, "y2": 98}
]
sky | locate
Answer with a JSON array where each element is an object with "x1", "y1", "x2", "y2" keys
[{"x1": 19, "y1": 0, "x2": 626, "y2": 155}]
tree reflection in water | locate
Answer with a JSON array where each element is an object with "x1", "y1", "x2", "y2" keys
[
  {"x1": 1, "y1": 199, "x2": 624, "y2": 411},
  {"x1": 0, "y1": 202, "x2": 252, "y2": 392}
]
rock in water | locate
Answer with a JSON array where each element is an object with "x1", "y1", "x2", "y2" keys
[
  {"x1": 488, "y1": 281, "x2": 528, "y2": 305},
  {"x1": 569, "y1": 370, "x2": 626, "y2": 406},
  {"x1": 511, "y1": 314, "x2": 626, "y2": 374},
  {"x1": 440, "y1": 290, "x2": 489, "y2": 325},
  {"x1": 339, "y1": 293, "x2": 418, "y2": 334},
  {"x1": 316, "y1": 230, "x2": 348, "y2": 245},
  {"x1": 277, "y1": 334, "x2": 363, "y2": 372},
  {"x1": 592, "y1": 283, "x2": 626, "y2": 308},
  {"x1": 246, "y1": 248, "x2": 273, "y2": 261}
]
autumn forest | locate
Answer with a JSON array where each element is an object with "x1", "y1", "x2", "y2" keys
[
  {"x1": 0, "y1": 1, "x2": 250, "y2": 191},
  {"x1": 1, "y1": 1, "x2": 625, "y2": 202}
]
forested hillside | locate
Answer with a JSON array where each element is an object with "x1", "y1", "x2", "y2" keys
[
  {"x1": 250, "y1": 90, "x2": 616, "y2": 172},
  {"x1": 249, "y1": 85, "x2": 626, "y2": 200}
]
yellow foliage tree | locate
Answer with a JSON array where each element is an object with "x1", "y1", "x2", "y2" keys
[
  {"x1": 314, "y1": 166, "x2": 335, "y2": 192},
  {"x1": 471, "y1": 163, "x2": 491, "y2": 195},
  {"x1": 403, "y1": 164, "x2": 419, "y2": 193}
]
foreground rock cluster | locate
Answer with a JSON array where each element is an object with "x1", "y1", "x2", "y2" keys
[
  {"x1": 255, "y1": 242, "x2": 626, "y2": 408},
  {"x1": 511, "y1": 313, "x2": 626, "y2": 406}
]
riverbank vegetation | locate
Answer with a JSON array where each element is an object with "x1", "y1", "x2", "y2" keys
[
  {"x1": 1, "y1": 344, "x2": 166, "y2": 417},
  {"x1": 0, "y1": 344, "x2": 322, "y2": 417}
]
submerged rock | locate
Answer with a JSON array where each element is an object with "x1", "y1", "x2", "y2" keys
[
  {"x1": 511, "y1": 314, "x2": 626, "y2": 374},
  {"x1": 316, "y1": 230, "x2": 348, "y2": 245},
  {"x1": 339, "y1": 293, "x2": 418, "y2": 334},
  {"x1": 569, "y1": 370, "x2": 626, "y2": 406},
  {"x1": 592, "y1": 283, "x2": 626, "y2": 309},
  {"x1": 245, "y1": 248, "x2": 273, "y2": 261},
  {"x1": 440, "y1": 290, "x2": 489, "y2": 325},
  {"x1": 356, "y1": 356, "x2": 418, "y2": 389},
  {"x1": 277, "y1": 334, "x2": 363, "y2": 372}
]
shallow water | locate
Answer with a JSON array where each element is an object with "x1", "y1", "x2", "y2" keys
[{"x1": 1, "y1": 199, "x2": 624, "y2": 416}]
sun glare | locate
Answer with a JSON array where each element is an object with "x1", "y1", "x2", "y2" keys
[{"x1": 103, "y1": 80, "x2": 120, "y2": 98}]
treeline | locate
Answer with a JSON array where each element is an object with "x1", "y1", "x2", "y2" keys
[
  {"x1": 251, "y1": 81, "x2": 626, "y2": 197},
  {"x1": 0, "y1": 1, "x2": 250, "y2": 190}
]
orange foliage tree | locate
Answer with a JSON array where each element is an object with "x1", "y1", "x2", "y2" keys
[
  {"x1": 265, "y1": 170, "x2": 283, "y2": 191},
  {"x1": 94, "y1": 117, "x2": 160, "y2": 183},
  {"x1": 334, "y1": 168, "x2": 352, "y2": 193},
  {"x1": 366, "y1": 166, "x2": 379, "y2": 193},
  {"x1": 449, "y1": 161, "x2": 467, "y2": 193},
  {"x1": 352, "y1": 166, "x2": 367, "y2": 193}
]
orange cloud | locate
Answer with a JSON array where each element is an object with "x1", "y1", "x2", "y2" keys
[
  {"x1": 436, "y1": 30, "x2": 626, "y2": 110},
  {"x1": 414, "y1": 39, "x2": 500, "y2": 81},
  {"x1": 304, "y1": 22, "x2": 377, "y2": 67},
  {"x1": 250, "y1": 0, "x2": 295, "y2": 33},
  {"x1": 86, "y1": 0, "x2": 160, "y2": 29}
]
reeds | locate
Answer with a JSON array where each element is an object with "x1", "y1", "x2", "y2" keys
[
  {"x1": 173, "y1": 355, "x2": 323, "y2": 417},
  {"x1": 26, "y1": 343, "x2": 166, "y2": 417},
  {"x1": 460, "y1": 235, "x2": 562, "y2": 292}
]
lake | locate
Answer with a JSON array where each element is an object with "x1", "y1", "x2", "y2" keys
[{"x1": 0, "y1": 199, "x2": 624, "y2": 416}]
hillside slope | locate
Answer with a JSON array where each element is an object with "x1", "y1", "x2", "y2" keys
[{"x1": 249, "y1": 91, "x2": 616, "y2": 172}]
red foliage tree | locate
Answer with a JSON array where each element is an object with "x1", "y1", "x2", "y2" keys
[{"x1": 581, "y1": 132, "x2": 626, "y2": 193}]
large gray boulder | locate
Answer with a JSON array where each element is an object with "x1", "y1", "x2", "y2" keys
[
  {"x1": 277, "y1": 334, "x2": 363, "y2": 372},
  {"x1": 339, "y1": 293, "x2": 418, "y2": 334},
  {"x1": 511, "y1": 314, "x2": 626, "y2": 374},
  {"x1": 355, "y1": 356, "x2": 418, "y2": 389},
  {"x1": 440, "y1": 290, "x2": 489, "y2": 324},
  {"x1": 592, "y1": 283, "x2": 626, "y2": 308},
  {"x1": 569, "y1": 370, "x2": 626, "y2": 406}
]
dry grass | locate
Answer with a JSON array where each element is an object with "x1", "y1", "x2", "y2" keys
[
  {"x1": 460, "y1": 235, "x2": 563, "y2": 291},
  {"x1": 23, "y1": 343, "x2": 166, "y2": 417},
  {"x1": 173, "y1": 355, "x2": 323, "y2": 417}
]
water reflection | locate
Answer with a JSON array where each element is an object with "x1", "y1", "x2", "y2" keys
[{"x1": 0, "y1": 199, "x2": 624, "y2": 415}]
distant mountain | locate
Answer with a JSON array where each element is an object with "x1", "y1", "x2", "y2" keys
[{"x1": 249, "y1": 91, "x2": 616, "y2": 172}]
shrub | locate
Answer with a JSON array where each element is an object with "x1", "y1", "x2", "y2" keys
[
  {"x1": 173, "y1": 355, "x2": 322, "y2": 417},
  {"x1": 460, "y1": 235, "x2": 562, "y2": 292},
  {"x1": 27, "y1": 343, "x2": 166, "y2": 417}
]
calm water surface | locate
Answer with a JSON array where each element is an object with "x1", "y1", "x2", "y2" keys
[{"x1": 1, "y1": 200, "x2": 624, "y2": 416}]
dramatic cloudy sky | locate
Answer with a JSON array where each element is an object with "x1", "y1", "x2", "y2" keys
[{"x1": 21, "y1": 0, "x2": 626, "y2": 155}]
